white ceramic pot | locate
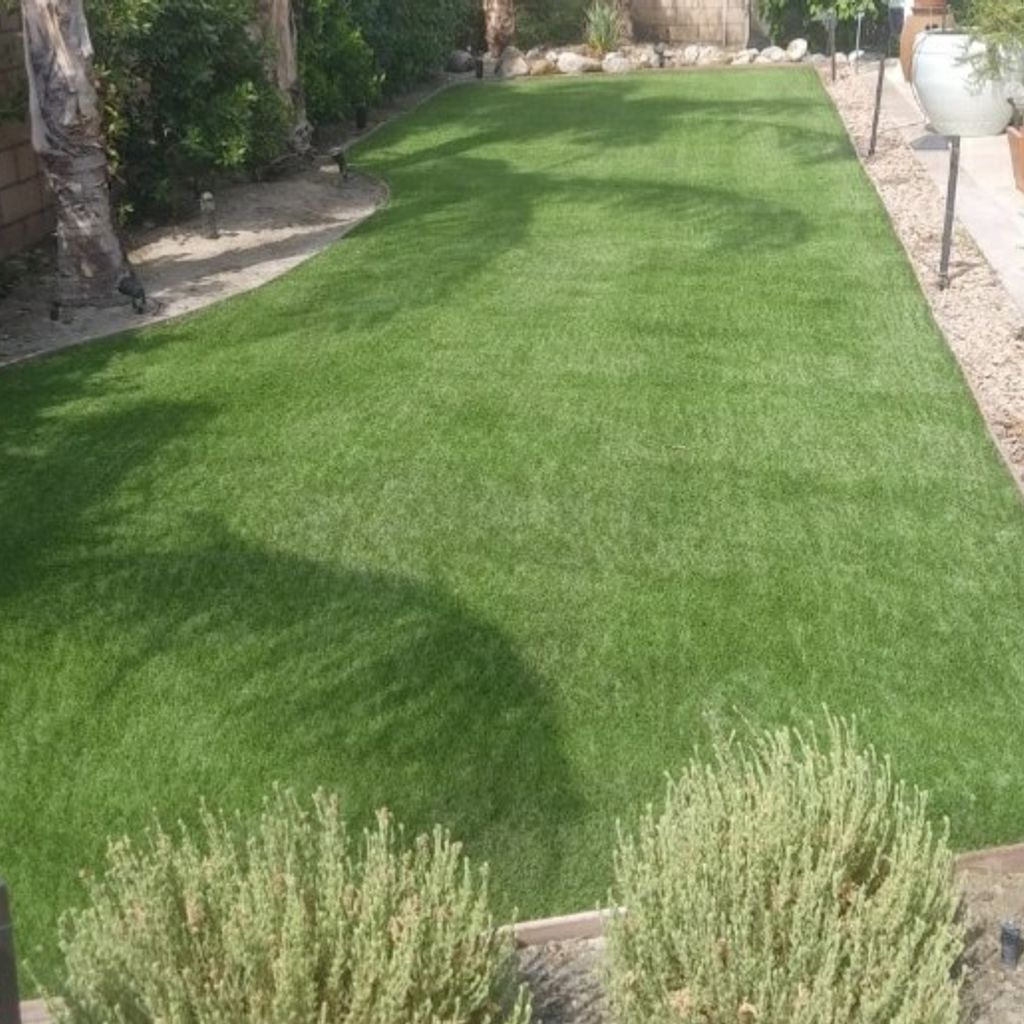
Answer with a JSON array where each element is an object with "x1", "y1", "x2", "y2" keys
[{"x1": 911, "y1": 31, "x2": 1014, "y2": 137}]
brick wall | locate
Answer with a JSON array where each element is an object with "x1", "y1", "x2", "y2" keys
[
  {"x1": 0, "y1": 9, "x2": 54, "y2": 260},
  {"x1": 632, "y1": 0, "x2": 751, "y2": 46}
]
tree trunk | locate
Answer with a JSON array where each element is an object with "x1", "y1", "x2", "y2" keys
[
  {"x1": 484, "y1": 0, "x2": 515, "y2": 57},
  {"x1": 617, "y1": 0, "x2": 634, "y2": 41},
  {"x1": 21, "y1": 0, "x2": 136, "y2": 309},
  {"x1": 258, "y1": 0, "x2": 311, "y2": 154}
]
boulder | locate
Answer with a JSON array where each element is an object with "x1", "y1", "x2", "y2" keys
[
  {"x1": 696, "y1": 45, "x2": 724, "y2": 65},
  {"x1": 834, "y1": 51, "x2": 849, "y2": 65},
  {"x1": 626, "y1": 43, "x2": 659, "y2": 68},
  {"x1": 525, "y1": 46, "x2": 547, "y2": 60},
  {"x1": 808, "y1": 52, "x2": 828, "y2": 65},
  {"x1": 603, "y1": 52, "x2": 637, "y2": 73},
  {"x1": 679, "y1": 44, "x2": 701, "y2": 66},
  {"x1": 447, "y1": 49, "x2": 476, "y2": 73},
  {"x1": 785, "y1": 38, "x2": 808, "y2": 62},
  {"x1": 528, "y1": 57, "x2": 556, "y2": 75},
  {"x1": 497, "y1": 46, "x2": 529, "y2": 78},
  {"x1": 762, "y1": 45, "x2": 787, "y2": 62},
  {"x1": 731, "y1": 48, "x2": 758, "y2": 65},
  {"x1": 558, "y1": 51, "x2": 602, "y2": 73}
]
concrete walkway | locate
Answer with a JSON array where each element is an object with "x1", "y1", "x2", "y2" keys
[{"x1": 882, "y1": 63, "x2": 1024, "y2": 313}]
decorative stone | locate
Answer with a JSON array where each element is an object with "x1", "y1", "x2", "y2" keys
[
  {"x1": 603, "y1": 53, "x2": 637, "y2": 73},
  {"x1": 497, "y1": 46, "x2": 529, "y2": 78},
  {"x1": 554, "y1": 50, "x2": 602, "y2": 74},
  {"x1": 528, "y1": 58, "x2": 556, "y2": 75},
  {"x1": 786, "y1": 38, "x2": 809, "y2": 61},
  {"x1": 679, "y1": 44, "x2": 701, "y2": 66},
  {"x1": 697, "y1": 45, "x2": 724, "y2": 65},
  {"x1": 808, "y1": 52, "x2": 828, "y2": 65},
  {"x1": 762, "y1": 45, "x2": 787, "y2": 63},
  {"x1": 626, "y1": 43, "x2": 659, "y2": 68},
  {"x1": 448, "y1": 49, "x2": 476, "y2": 73},
  {"x1": 834, "y1": 51, "x2": 849, "y2": 65},
  {"x1": 525, "y1": 46, "x2": 546, "y2": 60},
  {"x1": 731, "y1": 49, "x2": 758, "y2": 65}
]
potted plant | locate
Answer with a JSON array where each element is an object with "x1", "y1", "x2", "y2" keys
[
  {"x1": 965, "y1": 0, "x2": 1024, "y2": 189},
  {"x1": 911, "y1": 21, "x2": 1016, "y2": 137}
]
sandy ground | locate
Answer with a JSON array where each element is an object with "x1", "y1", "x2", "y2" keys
[
  {"x1": 824, "y1": 63, "x2": 1024, "y2": 494},
  {"x1": 515, "y1": 866, "x2": 1024, "y2": 1024},
  {"x1": 0, "y1": 73, "x2": 478, "y2": 369}
]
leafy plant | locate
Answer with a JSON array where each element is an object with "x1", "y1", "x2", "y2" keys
[
  {"x1": 965, "y1": 0, "x2": 1024, "y2": 113},
  {"x1": 757, "y1": 0, "x2": 884, "y2": 50},
  {"x1": 347, "y1": 0, "x2": 476, "y2": 97},
  {"x1": 608, "y1": 717, "x2": 964, "y2": 1024},
  {"x1": 51, "y1": 788, "x2": 531, "y2": 1024},
  {"x1": 584, "y1": 1, "x2": 622, "y2": 55},
  {"x1": 86, "y1": 0, "x2": 288, "y2": 222},
  {"x1": 299, "y1": 0, "x2": 381, "y2": 125},
  {"x1": 517, "y1": 0, "x2": 588, "y2": 48}
]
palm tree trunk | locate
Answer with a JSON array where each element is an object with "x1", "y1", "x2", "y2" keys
[
  {"x1": 258, "y1": 0, "x2": 311, "y2": 154},
  {"x1": 484, "y1": 0, "x2": 515, "y2": 57},
  {"x1": 21, "y1": 0, "x2": 137, "y2": 309}
]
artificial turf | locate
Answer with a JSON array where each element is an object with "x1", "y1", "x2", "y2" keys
[{"x1": 3, "y1": 68, "x2": 1024, "y2": 982}]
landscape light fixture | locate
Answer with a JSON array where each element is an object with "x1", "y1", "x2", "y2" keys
[
  {"x1": 1002, "y1": 921, "x2": 1022, "y2": 969},
  {"x1": 869, "y1": 0, "x2": 908, "y2": 155}
]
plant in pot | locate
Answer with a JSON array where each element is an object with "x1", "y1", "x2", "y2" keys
[
  {"x1": 964, "y1": 0, "x2": 1024, "y2": 190},
  {"x1": 911, "y1": 7, "x2": 1017, "y2": 138}
]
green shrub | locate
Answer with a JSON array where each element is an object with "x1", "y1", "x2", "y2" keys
[
  {"x1": 584, "y1": 1, "x2": 622, "y2": 54},
  {"x1": 86, "y1": 0, "x2": 288, "y2": 222},
  {"x1": 347, "y1": 0, "x2": 476, "y2": 97},
  {"x1": 52, "y1": 789, "x2": 531, "y2": 1024},
  {"x1": 516, "y1": 0, "x2": 588, "y2": 48},
  {"x1": 299, "y1": 0, "x2": 380, "y2": 125},
  {"x1": 608, "y1": 718, "x2": 964, "y2": 1024}
]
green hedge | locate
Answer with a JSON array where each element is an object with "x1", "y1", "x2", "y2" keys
[{"x1": 87, "y1": 0, "x2": 288, "y2": 223}]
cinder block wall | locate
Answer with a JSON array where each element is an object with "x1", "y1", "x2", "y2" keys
[
  {"x1": 0, "y1": 9, "x2": 54, "y2": 260},
  {"x1": 632, "y1": 0, "x2": 751, "y2": 47}
]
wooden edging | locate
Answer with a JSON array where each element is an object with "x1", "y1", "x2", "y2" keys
[{"x1": 504, "y1": 843, "x2": 1024, "y2": 948}]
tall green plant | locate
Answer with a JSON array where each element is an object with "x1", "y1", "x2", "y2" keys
[
  {"x1": 584, "y1": 1, "x2": 621, "y2": 54},
  {"x1": 51, "y1": 789, "x2": 531, "y2": 1024},
  {"x1": 299, "y1": 0, "x2": 380, "y2": 125},
  {"x1": 608, "y1": 718, "x2": 964, "y2": 1024},
  {"x1": 86, "y1": 0, "x2": 287, "y2": 222}
]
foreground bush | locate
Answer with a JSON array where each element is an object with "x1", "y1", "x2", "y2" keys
[
  {"x1": 53, "y1": 790, "x2": 530, "y2": 1024},
  {"x1": 608, "y1": 719, "x2": 964, "y2": 1024}
]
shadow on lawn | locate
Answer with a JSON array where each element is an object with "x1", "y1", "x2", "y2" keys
[{"x1": 0, "y1": 361, "x2": 583, "y2": 931}]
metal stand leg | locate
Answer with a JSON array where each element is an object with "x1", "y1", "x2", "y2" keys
[
  {"x1": 0, "y1": 882, "x2": 21, "y2": 1024},
  {"x1": 829, "y1": 16, "x2": 837, "y2": 83},
  {"x1": 868, "y1": 24, "x2": 890, "y2": 156},
  {"x1": 939, "y1": 135, "x2": 961, "y2": 290}
]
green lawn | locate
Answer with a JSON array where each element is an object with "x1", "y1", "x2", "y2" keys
[{"x1": 3, "y1": 69, "x2": 1024, "y2": 982}]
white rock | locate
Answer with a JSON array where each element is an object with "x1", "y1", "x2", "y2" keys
[
  {"x1": 603, "y1": 53, "x2": 637, "y2": 73},
  {"x1": 627, "y1": 43, "x2": 659, "y2": 68},
  {"x1": 545, "y1": 49, "x2": 560, "y2": 63},
  {"x1": 848, "y1": 48, "x2": 866, "y2": 62},
  {"x1": 525, "y1": 46, "x2": 546, "y2": 60},
  {"x1": 786, "y1": 38, "x2": 808, "y2": 61},
  {"x1": 697, "y1": 45, "x2": 724, "y2": 65},
  {"x1": 808, "y1": 52, "x2": 828, "y2": 65},
  {"x1": 731, "y1": 49, "x2": 757, "y2": 65},
  {"x1": 497, "y1": 46, "x2": 529, "y2": 78},
  {"x1": 447, "y1": 49, "x2": 476, "y2": 73},
  {"x1": 680, "y1": 44, "x2": 701, "y2": 66},
  {"x1": 557, "y1": 51, "x2": 601, "y2": 74},
  {"x1": 528, "y1": 57, "x2": 555, "y2": 75},
  {"x1": 762, "y1": 45, "x2": 787, "y2": 62},
  {"x1": 834, "y1": 51, "x2": 849, "y2": 64}
]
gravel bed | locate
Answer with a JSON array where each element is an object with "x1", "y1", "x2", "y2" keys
[
  {"x1": 823, "y1": 64, "x2": 1024, "y2": 493},
  {"x1": 516, "y1": 870, "x2": 1024, "y2": 1023}
]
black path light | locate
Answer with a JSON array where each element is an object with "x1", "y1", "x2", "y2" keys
[
  {"x1": 869, "y1": 0, "x2": 907, "y2": 156},
  {"x1": 0, "y1": 880, "x2": 21, "y2": 1024},
  {"x1": 1002, "y1": 921, "x2": 1022, "y2": 969},
  {"x1": 823, "y1": 8, "x2": 839, "y2": 83}
]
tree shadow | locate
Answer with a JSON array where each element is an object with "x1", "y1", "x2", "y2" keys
[{"x1": 0, "y1": 361, "x2": 583, "y2": 980}]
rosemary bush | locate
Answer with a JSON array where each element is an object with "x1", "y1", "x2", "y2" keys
[
  {"x1": 608, "y1": 719, "x2": 964, "y2": 1024},
  {"x1": 51, "y1": 789, "x2": 530, "y2": 1024}
]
